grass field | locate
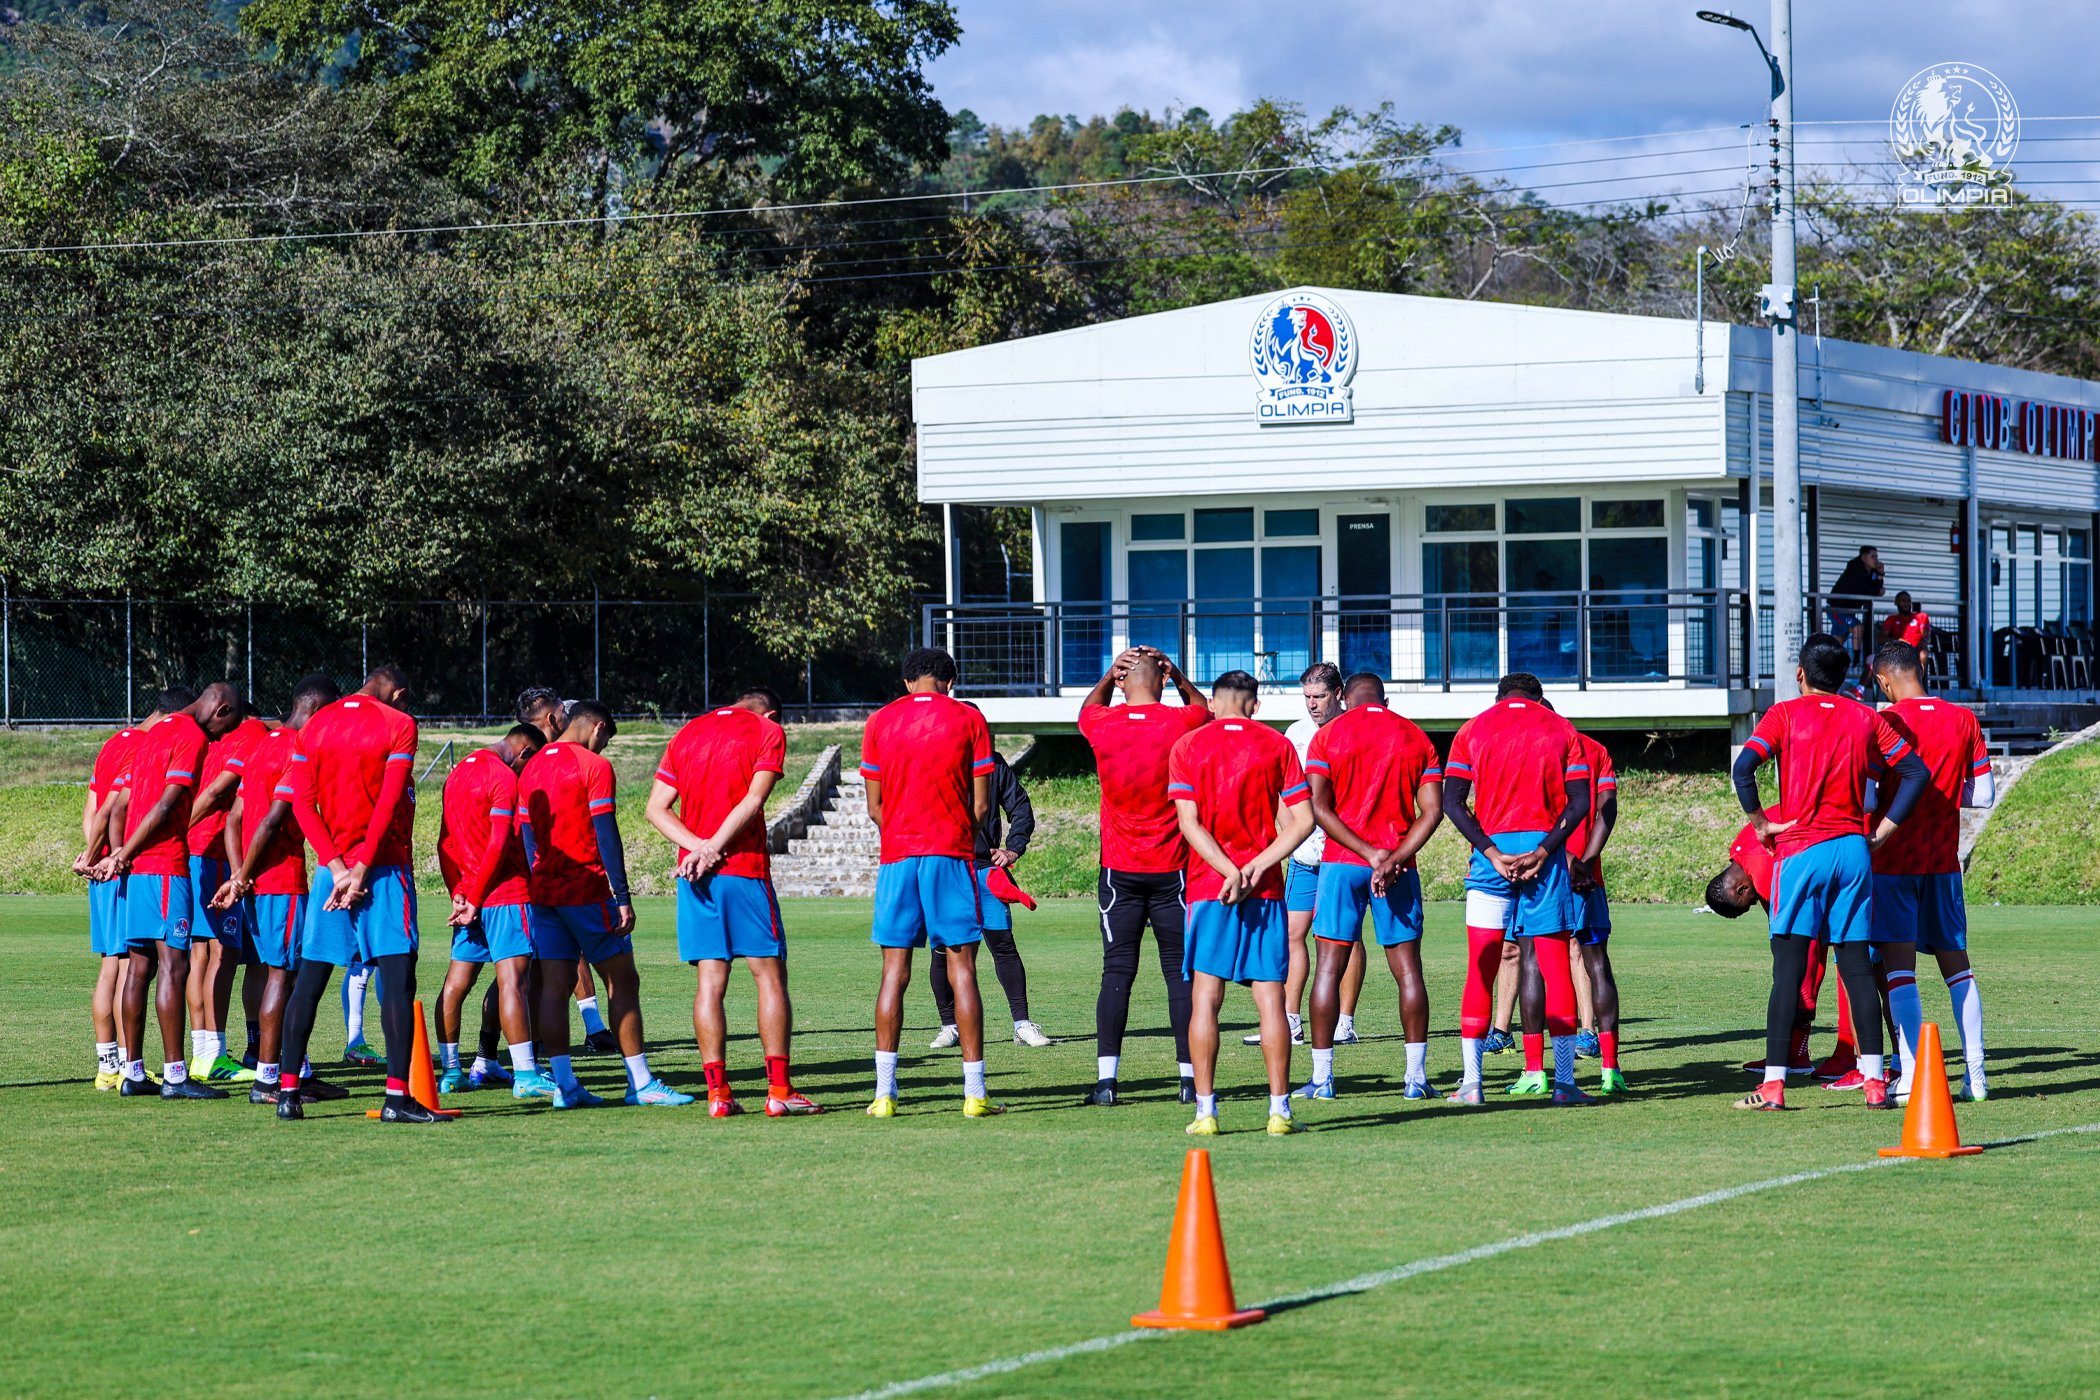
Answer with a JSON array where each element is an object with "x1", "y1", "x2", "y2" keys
[{"x1": 4, "y1": 896, "x2": 2098, "y2": 1399}]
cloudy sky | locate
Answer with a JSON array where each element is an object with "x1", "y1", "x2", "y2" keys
[{"x1": 925, "y1": 1, "x2": 2095, "y2": 208}]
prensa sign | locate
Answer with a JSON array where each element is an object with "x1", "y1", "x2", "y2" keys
[
  {"x1": 1249, "y1": 291, "x2": 1357, "y2": 425},
  {"x1": 1941, "y1": 387, "x2": 2098, "y2": 462}
]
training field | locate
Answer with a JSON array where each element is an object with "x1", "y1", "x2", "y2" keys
[{"x1": 5, "y1": 898, "x2": 2099, "y2": 1399}]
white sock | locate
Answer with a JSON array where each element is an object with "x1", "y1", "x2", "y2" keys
[
  {"x1": 1311, "y1": 1047, "x2": 1334, "y2": 1085},
  {"x1": 578, "y1": 996, "x2": 608, "y2": 1036},
  {"x1": 1178, "y1": 1061, "x2": 1194, "y2": 1080},
  {"x1": 190, "y1": 1029, "x2": 207, "y2": 1061},
  {"x1": 1405, "y1": 1041, "x2": 1428, "y2": 1085},
  {"x1": 874, "y1": 1050, "x2": 899, "y2": 1098},
  {"x1": 1552, "y1": 1035, "x2": 1577, "y2": 1086},
  {"x1": 1862, "y1": 1053, "x2": 1886, "y2": 1081},
  {"x1": 550, "y1": 1054, "x2": 580, "y2": 1092},
  {"x1": 96, "y1": 1041, "x2": 120, "y2": 1071},
  {"x1": 1948, "y1": 971, "x2": 1986, "y2": 1083},
  {"x1": 962, "y1": 1059, "x2": 987, "y2": 1098},
  {"x1": 1461, "y1": 1036, "x2": 1483, "y2": 1084},
  {"x1": 1097, "y1": 1055, "x2": 1120, "y2": 1081},
  {"x1": 623, "y1": 1053, "x2": 652, "y2": 1091},
  {"x1": 257, "y1": 1061, "x2": 280, "y2": 1085},
  {"x1": 1336, "y1": 1012, "x2": 1356, "y2": 1038},
  {"x1": 439, "y1": 1041, "x2": 461, "y2": 1070},
  {"x1": 1196, "y1": 1092, "x2": 1217, "y2": 1117},
  {"x1": 343, "y1": 964, "x2": 371, "y2": 1041},
  {"x1": 1286, "y1": 1011, "x2": 1302, "y2": 1036},
  {"x1": 207, "y1": 1030, "x2": 225, "y2": 1059},
  {"x1": 1763, "y1": 1064, "x2": 1789, "y2": 1085},
  {"x1": 1886, "y1": 976, "x2": 1923, "y2": 1086},
  {"x1": 164, "y1": 1059, "x2": 188, "y2": 1084},
  {"x1": 509, "y1": 1041, "x2": 537, "y2": 1074},
  {"x1": 124, "y1": 1058, "x2": 146, "y2": 1081},
  {"x1": 1268, "y1": 1092, "x2": 1291, "y2": 1117}
]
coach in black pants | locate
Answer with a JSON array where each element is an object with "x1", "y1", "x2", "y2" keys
[{"x1": 928, "y1": 750, "x2": 1044, "y2": 1046}]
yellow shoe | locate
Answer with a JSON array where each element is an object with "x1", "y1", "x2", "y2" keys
[
  {"x1": 187, "y1": 1055, "x2": 216, "y2": 1081},
  {"x1": 962, "y1": 1096, "x2": 1005, "y2": 1118},
  {"x1": 865, "y1": 1095, "x2": 897, "y2": 1118},
  {"x1": 1266, "y1": 1111, "x2": 1301, "y2": 1136},
  {"x1": 94, "y1": 1068, "x2": 122, "y2": 1092},
  {"x1": 1185, "y1": 1114, "x2": 1219, "y2": 1136}
]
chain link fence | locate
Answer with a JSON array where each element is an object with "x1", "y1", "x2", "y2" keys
[{"x1": 0, "y1": 594, "x2": 916, "y2": 723}]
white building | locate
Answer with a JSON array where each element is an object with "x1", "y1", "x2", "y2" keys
[{"x1": 912, "y1": 287, "x2": 2098, "y2": 738}]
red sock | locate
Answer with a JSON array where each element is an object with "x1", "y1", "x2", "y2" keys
[
  {"x1": 281, "y1": 1071, "x2": 300, "y2": 1091},
  {"x1": 702, "y1": 1061, "x2": 728, "y2": 1095},
  {"x1": 765, "y1": 1054, "x2": 790, "y2": 1094},
  {"x1": 1535, "y1": 934, "x2": 1576, "y2": 1037},
  {"x1": 1462, "y1": 926, "x2": 1502, "y2": 1038},
  {"x1": 385, "y1": 1077, "x2": 408, "y2": 1096},
  {"x1": 1522, "y1": 1033, "x2": 1544, "y2": 1073},
  {"x1": 1599, "y1": 1031, "x2": 1618, "y2": 1070}
]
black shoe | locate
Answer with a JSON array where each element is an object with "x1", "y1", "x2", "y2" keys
[
  {"x1": 1178, "y1": 1077, "x2": 1198, "y2": 1105},
  {"x1": 119, "y1": 1075, "x2": 158, "y2": 1097},
  {"x1": 378, "y1": 1096, "x2": 452, "y2": 1125},
  {"x1": 583, "y1": 1029, "x2": 622, "y2": 1055},
  {"x1": 276, "y1": 1088, "x2": 304, "y2": 1120},
  {"x1": 161, "y1": 1077, "x2": 229, "y2": 1100},
  {"x1": 250, "y1": 1084, "x2": 277, "y2": 1105},
  {"x1": 1081, "y1": 1079, "x2": 1119, "y2": 1106},
  {"x1": 300, "y1": 1077, "x2": 350, "y2": 1102}
]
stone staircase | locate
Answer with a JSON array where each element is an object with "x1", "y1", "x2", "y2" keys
[{"x1": 770, "y1": 771, "x2": 881, "y2": 897}]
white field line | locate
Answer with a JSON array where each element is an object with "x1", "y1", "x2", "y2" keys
[{"x1": 828, "y1": 1120, "x2": 2100, "y2": 1400}]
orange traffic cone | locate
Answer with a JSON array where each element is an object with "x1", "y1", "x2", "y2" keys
[
  {"x1": 1879, "y1": 1021, "x2": 1980, "y2": 1159},
  {"x1": 1131, "y1": 1149, "x2": 1265, "y2": 1331},
  {"x1": 365, "y1": 998, "x2": 463, "y2": 1119}
]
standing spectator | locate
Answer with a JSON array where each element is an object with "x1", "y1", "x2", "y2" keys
[{"x1": 1827, "y1": 546, "x2": 1886, "y2": 655}]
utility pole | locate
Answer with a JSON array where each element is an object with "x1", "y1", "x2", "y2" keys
[{"x1": 1766, "y1": 0, "x2": 1802, "y2": 700}]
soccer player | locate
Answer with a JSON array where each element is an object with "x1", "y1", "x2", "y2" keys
[
  {"x1": 182, "y1": 700, "x2": 273, "y2": 1082},
  {"x1": 210, "y1": 673, "x2": 348, "y2": 1105},
  {"x1": 647, "y1": 686, "x2": 819, "y2": 1117},
  {"x1": 1171, "y1": 669, "x2": 1313, "y2": 1136},
  {"x1": 861, "y1": 647, "x2": 1002, "y2": 1118},
  {"x1": 273, "y1": 665, "x2": 447, "y2": 1124},
  {"x1": 520, "y1": 700, "x2": 691, "y2": 1108},
  {"x1": 927, "y1": 743, "x2": 1047, "y2": 1050},
  {"x1": 519, "y1": 685, "x2": 620, "y2": 1056},
  {"x1": 1731, "y1": 634, "x2": 1928, "y2": 1112},
  {"x1": 75, "y1": 686, "x2": 194, "y2": 1089},
  {"x1": 1868, "y1": 640, "x2": 1994, "y2": 1101},
  {"x1": 91, "y1": 682, "x2": 241, "y2": 1099},
  {"x1": 1565, "y1": 723, "x2": 1627, "y2": 1094},
  {"x1": 434, "y1": 723, "x2": 549, "y2": 1098},
  {"x1": 1296, "y1": 673, "x2": 1443, "y2": 1102},
  {"x1": 1077, "y1": 645, "x2": 1208, "y2": 1106},
  {"x1": 1442, "y1": 673, "x2": 1593, "y2": 1107}
]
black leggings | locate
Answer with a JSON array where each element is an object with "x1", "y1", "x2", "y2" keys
[
  {"x1": 930, "y1": 927, "x2": 1029, "y2": 1025},
  {"x1": 1768, "y1": 936, "x2": 1880, "y2": 1066},
  {"x1": 1095, "y1": 868, "x2": 1193, "y2": 1064},
  {"x1": 282, "y1": 952, "x2": 419, "y2": 1085}
]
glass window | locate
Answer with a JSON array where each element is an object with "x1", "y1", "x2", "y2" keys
[
  {"x1": 1592, "y1": 499, "x2": 1665, "y2": 530},
  {"x1": 1423, "y1": 540, "x2": 1500, "y2": 682},
  {"x1": 1506, "y1": 497, "x2": 1581, "y2": 535},
  {"x1": 1058, "y1": 522, "x2": 1112, "y2": 688},
  {"x1": 1687, "y1": 499, "x2": 1716, "y2": 532},
  {"x1": 1130, "y1": 512, "x2": 1184, "y2": 542},
  {"x1": 1192, "y1": 549, "x2": 1255, "y2": 679},
  {"x1": 1589, "y1": 537, "x2": 1671, "y2": 680},
  {"x1": 1193, "y1": 507, "x2": 1255, "y2": 543},
  {"x1": 2069, "y1": 530, "x2": 2091, "y2": 561},
  {"x1": 1261, "y1": 545, "x2": 1321, "y2": 682},
  {"x1": 1128, "y1": 549, "x2": 1186, "y2": 666},
  {"x1": 1426, "y1": 503, "x2": 1495, "y2": 533},
  {"x1": 1264, "y1": 508, "x2": 1319, "y2": 538}
]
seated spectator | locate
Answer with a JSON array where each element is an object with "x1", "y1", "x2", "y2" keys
[{"x1": 1879, "y1": 591, "x2": 1932, "y2": 648}]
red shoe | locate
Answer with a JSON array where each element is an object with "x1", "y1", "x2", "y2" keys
[
  {"x1": 1861, "y1": 1076, "x2": 1894, "y2": 1109},
  {"x1": 708, "y1": 1093, "x2": 745, "y2": 1119},
  {"x1": 1823, "y1": 1068, "x2": 1868, "y2": 1091},
  {"x1": 1814, "y1": 1053, "x2": 1858, "y2": 1081},
  {"x1": 1733, "y1": 1081, "x2": 1786, "y2": 1111},
  {"x1": 765, "y1": 1090, "x2": 824, "y2": 1117}
]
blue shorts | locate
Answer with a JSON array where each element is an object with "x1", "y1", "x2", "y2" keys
[
  {"x1": 531, "y1": 901, "x2": 632, "y2": 965},
  {"x1": 188, "y1": 856, "x2": 247, "y2": 950},
  {"x1": 1184, "y1": 898, "x2": 1289, "y2": 984},
  {"x1": 1770, "y1": 835, "x2": 1873, "y2": 943},
  {"x1": 1313, "y1": 863, "x2": 1424, "y2": 947},
  {"x1": 976, "y1": 866, "x2": 1014, "y2": 933},
  {"x1": 871, "y1": 856, "x2": 983, "y2": 951},
  {"x1": 1285, "y1": 859, "x2": 1319, "y2": 913},
  {"x1": 1871, "y1": 872, "x2": 1967, "y2": 951},
  {"x1": 89, "y1": 877, "x2": 126, "y2": 956},
  {"x1": 1576, "y1": 887, "x2": 1612, "y2": 946},
  {"x1": 303, "y1": 864, "x2": 419, "y2": 966},
  {"x1": 123, "y1": 872, "x2": 193, "y2": 951},
  {"x1": 250, "y1": 894, "x2": 306, "y2": 970},
  {"x1": 452, "y1": 903, "x2": 536, "y2": 964},
  {"x1": 677, "y1": 874, "x2": 785, "y2": 962},
  {"x1": 1463, "y1": 832, "x2": 1580, "y2": 938}
]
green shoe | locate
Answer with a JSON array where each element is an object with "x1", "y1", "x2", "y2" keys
[
  {"x1": 1597, "y1": 1068, "x2": 1630, "y2": 1095},
  {"x1": 343, "y1": 1038, "x2": 384, "y2": 1067},
  {"x1": 201, "y1": 1054, "x2": 256, "y2": 1083},
  {"x1": 1505, "y1": 1070, "x2": 1548, "y2": 1096}
]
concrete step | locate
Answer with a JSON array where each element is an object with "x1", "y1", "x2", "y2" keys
[{"x1": 787, "y1": 840, "x2": 882, "y2": 856}]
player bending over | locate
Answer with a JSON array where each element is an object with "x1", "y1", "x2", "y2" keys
[
  {"x1": 1170, "y1": 669, "x2": 1315, "y2": 1137},
  {"x1": 1295, "y1": 673, "x2": 1443, "y2": 1102}
]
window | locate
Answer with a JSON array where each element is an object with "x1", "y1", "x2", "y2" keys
[
  {"x1": 1120, "y1": 506, "x2": 1327, "y2": 681},
  {"x1": 1506, "y1": 497, "x2": 1581, "y2": 534},
  {"x1": 1193, "y1": 508, "x2": 1254, "y2": 543},
  {"x1": 1130, "y1": 513, "x2": 1184, "y2": 542},
  {"x1": 1058, "y1": 521, "x2": 1111, "y2": 686},
  {"x1": 1593, "y1": 499, "x2": 1665, "y2": 530},
  {"x1": 1426, "y1": 503, "x2": 1495, "y2": 533},
  {"x1": 1265, "y1": 509, "x2": 1320, "y2": 538}
]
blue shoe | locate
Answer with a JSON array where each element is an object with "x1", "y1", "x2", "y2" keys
[
  {"x1": 438, "y1": 1067, "x2": 468, "y2": 1094},
  {"x1": 1291, "y1": 1078, "x2": 1335, "y2": 1101},
  {"x1": 512, "y1": 1069, "x2": 559, "y2": 1101},
  {"x1": 553, "y1": 1083, "x2": 608, "y2": 1110},
  {"x1": 1483, "y1": 1028, "x2": 1516, "y2": 1055},
  {"x1": 1575, "y1": 1028, "x2": 1601, "y2": 1059},
  {"x1": 467, "y1": 1063, "x2": 513, "y2": 1090},
  {"x1": 1402, "y1": 1079, "x2": 1440, "y2": 1100},
  {"x1": 625, "y1": 1078, "x2": 696, "y2": 1107}
]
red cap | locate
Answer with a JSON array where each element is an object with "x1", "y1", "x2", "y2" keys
[{"x1": 986, "y1": 865, "x2": 1037, "y2": 911}]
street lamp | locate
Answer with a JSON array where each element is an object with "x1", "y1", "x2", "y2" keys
[{"x1": 1698, "y1": 2, "x2": 1800, "y2": 703}]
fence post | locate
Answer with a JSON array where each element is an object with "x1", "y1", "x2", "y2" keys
[
  {"x1": 2, "y1": 579, "x2": 9, "y2": 728},
  {"x1": 1438, "y1": 597, "x2": 1451, "y2": 693},
  {"x1": 1577, "y1": 594, "x2": 1591, "y2": 691},
  {"x1": 245, "y1": 600, "x2": 254, "y2": 701},
  {"x1": 592, "y1": 584, "x2": 602, "y2": 699},
  {"x1": 702, "y1": 593, "x2": 711, "y2": 710},
  {"x1": 360, "y1": 621, "x2": 368, "y2": 678},
  {"x1": 125, "y1": 592, "x2": 134, "y2": 720},
  {"x1": 480, "y1": 595, "x2": 489, "y2": 722}
]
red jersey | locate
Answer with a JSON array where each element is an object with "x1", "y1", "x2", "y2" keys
[
  {"x1": 655, "y1": 707, "x2": 788, "y2": 881},
  {"x1": 1565, "y1": 732, "x2": 1619, "y2": 888},
  {"x1": 1165, "y1": 717, "x2": 1309, "y2": 901},
  {"x1": 188, "y1": 716, "x2": 273, "y2": 858},
  {"x1": 860, "y1": 692, "x2": 994, "y2": 863},
  {"x1": 1443, "y1": 699, "x2": 1587, "y2": 836},
  {"x1": 439, "y1": 746, "x2": 531, "y2": 907},
  {"x1": 289, "y1": 696, "x2": 419, "y2": 868},
  {"x1": 519, "y1": 741, "x2": 619, "y2": 906},
  {"x1": 120, "y1": 713, "x2": 209, "y2": 877},
  {"x1": 1879, "y1": 611, "x2": 1931, "y2": 648},
  {"x1": 88, "y1": 726, "x2": 143, "y2": 859},
  {"x1": 1744, "y1": 694, "x2": 1911, "y2": 858},
  {"x1": 1078, "y1": 700, "x2": 1212, "y2": 873},
  {"x1": 1871, "y1": 696, "x2": 1989, "y2": 876},
  {"x1": 1304, "y1": 703, "x2": 1441, "y2": 869},
  {"x1": 1730, "y1": 813, "x2": 1778, "y2": 903},
  {"x1": 240, "y1": 726, "x2": 307, "y2": 896}
]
